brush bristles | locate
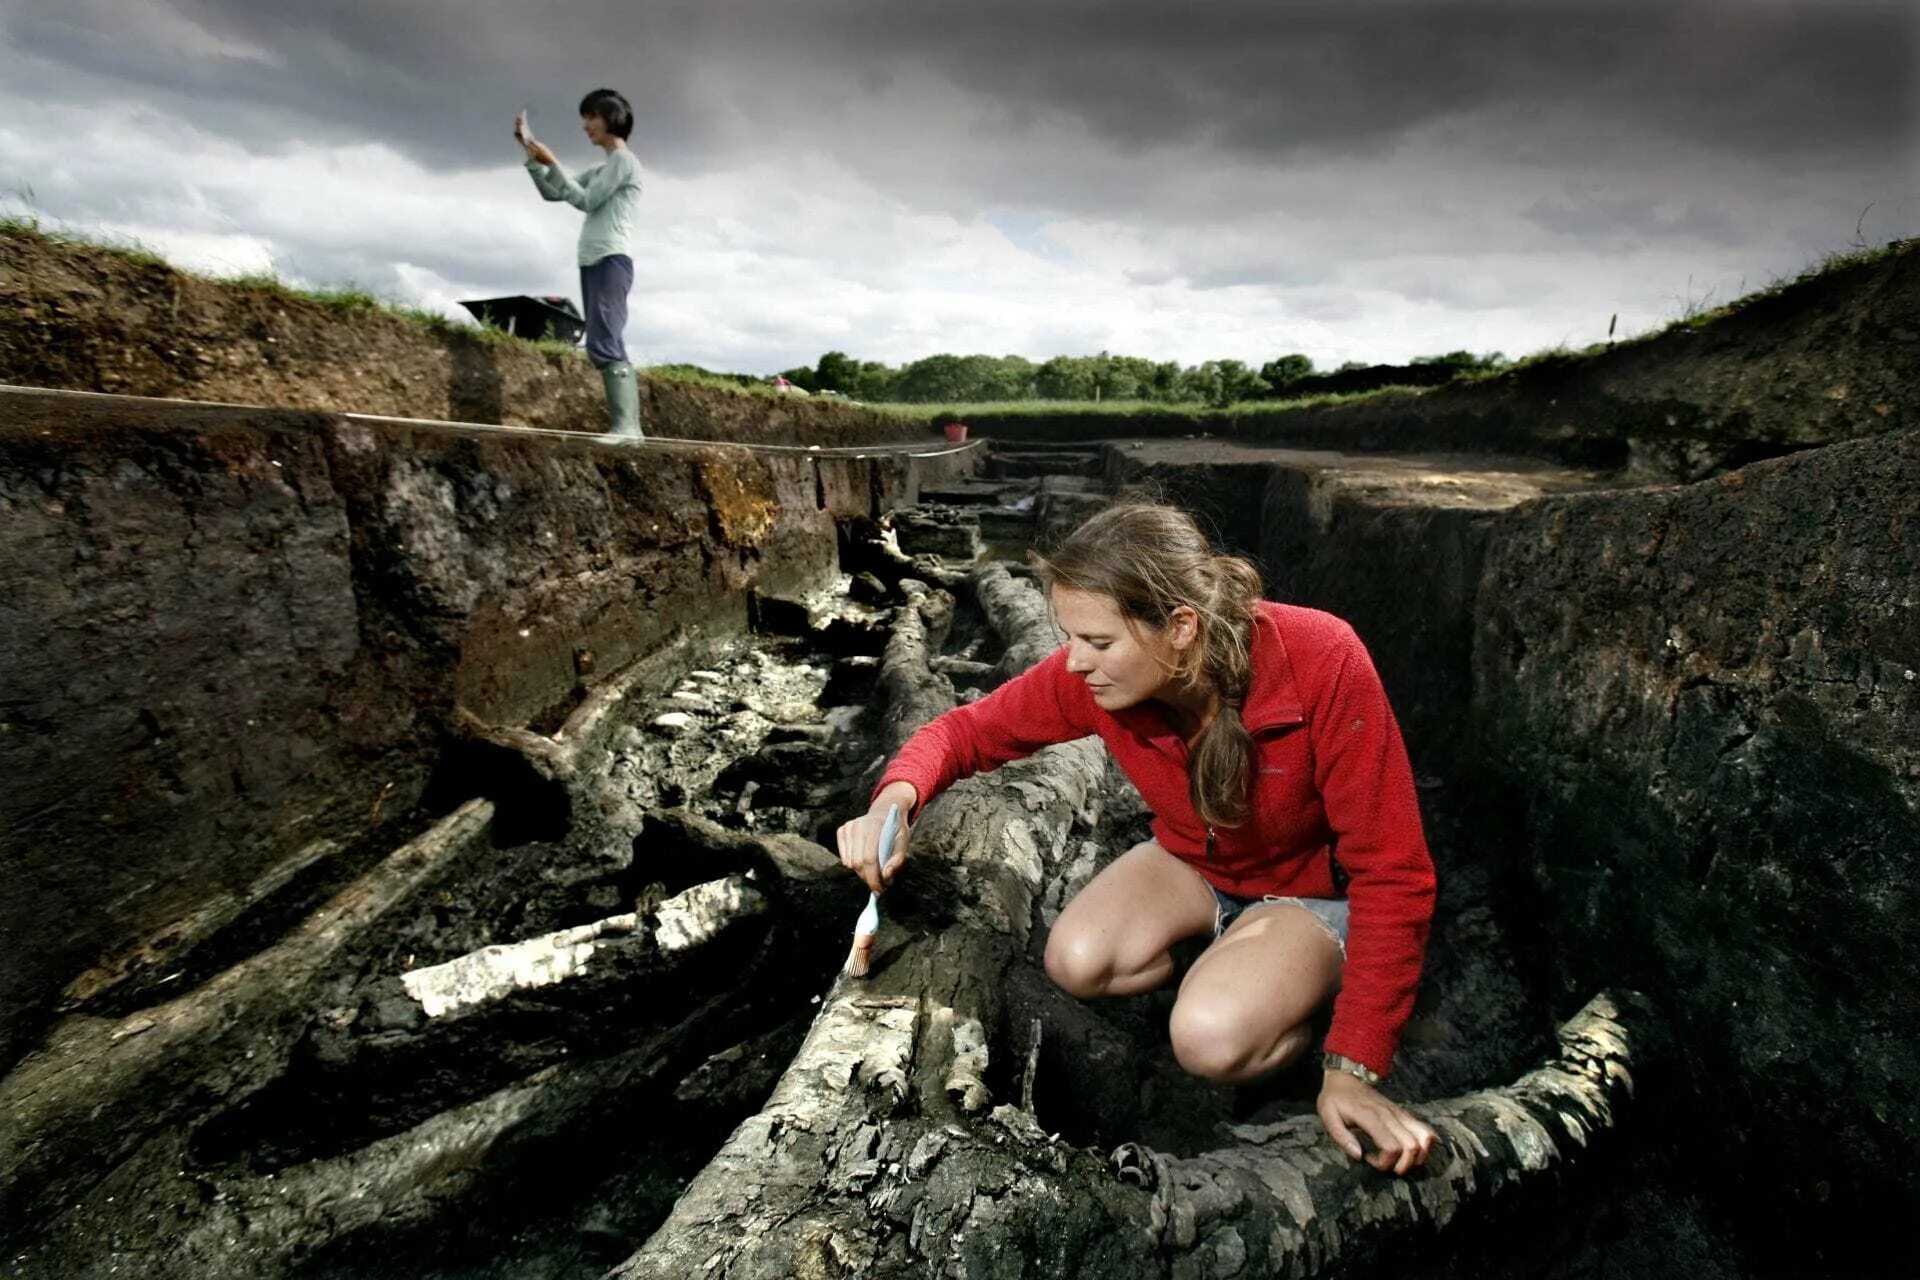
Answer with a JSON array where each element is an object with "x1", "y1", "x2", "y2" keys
[{"x1": 844, "y1": 931, "x2": 875, "y2": 978}]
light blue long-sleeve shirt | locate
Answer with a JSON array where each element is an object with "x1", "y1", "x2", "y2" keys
[{"x1": 525, "y1": 146, "x2": 643, "y2": 266}]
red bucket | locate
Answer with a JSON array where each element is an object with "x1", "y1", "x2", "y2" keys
[{"x1": 942, "y1": 422, "x2": 969, "y2": 443}]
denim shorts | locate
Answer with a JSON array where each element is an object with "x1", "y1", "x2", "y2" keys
[{"x1": 1210, "y1": 888, "x2": 1349, "y2": 956}]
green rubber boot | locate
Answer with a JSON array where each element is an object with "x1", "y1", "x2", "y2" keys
[{"x1": 597, "y1": 361, "x2": 644, "y2": 444}]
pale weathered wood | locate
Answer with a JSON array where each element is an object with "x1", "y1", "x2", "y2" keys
[
  {"x1": 971, "y1": 561, "x2": 1064, "y2": 676},
  {"x1": 0, "y1": 799, "x2": 497, "y2": 1227}
]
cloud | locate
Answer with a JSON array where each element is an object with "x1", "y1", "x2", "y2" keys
[{"x1": 0, "y1": 0, "x2": 1913, "y2": 376}]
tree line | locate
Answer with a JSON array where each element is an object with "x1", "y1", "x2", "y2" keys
[{"x1": 753, "y1": 349, "x2": 1507, "y2": 406}]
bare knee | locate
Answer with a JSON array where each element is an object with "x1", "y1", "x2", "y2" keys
[
  {"x1": 1170, "y1": 1002, "x2": 1311, "y2": 1083},
  {"x1": 1044, "y1": 926, "x2": 1112, "y2": 998},
  {"x1": 1169, "y1": 1001, "x2": 1254, "y2": 1080}
]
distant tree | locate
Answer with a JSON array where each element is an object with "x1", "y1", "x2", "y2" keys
[
  {"x1": 854, "y1": 360, "x2": 898, "y2": 401},
  {"x1": 985, "y1": 354, "x2": 1038, "y2": 401},
  {"x1": 1410, "y1": 350, "x2": 1507, "y2": 374},
  {"x1": 1148, "y1": 360, "x2": 1183, "y2": 401},
  {"x1": 1109, "y1": 355, "x2": 1159, "y2": 400},
  {"x1": 1178, "y1": 361, "x2": 1221, "y2": 404},
  {"x1": 1259, "y1": 354, "x2": 1314, "y2": 391},
  {"x1": 814, "y1": 350, "x2": 859, "y2": 393},
  {"x1": 1214, "y1": 359, "x2": 1266, "y2": 405},
  {"x1": 1035, "y1": 355, "x2": 1095, "y2": 400}
]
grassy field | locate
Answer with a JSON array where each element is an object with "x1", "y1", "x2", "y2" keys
[{"x1": 867, "y1": 385, "x2": 1434, "y2": 424}]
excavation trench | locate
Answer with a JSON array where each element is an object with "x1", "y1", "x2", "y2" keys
[
  {"x1": 2, "y1": 414, "x2": 1908, "y2": 1280},
  {"x1": 6, "y1": 240, "x2": 1916, "y2": 1279},
  {"x1": 2, "y1": 511, "x2": 1629, "y2": 1280}
]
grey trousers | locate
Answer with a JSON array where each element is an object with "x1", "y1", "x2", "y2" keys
[{"x1": 580, "y1": 253, "x2": 633, "y2": 367}]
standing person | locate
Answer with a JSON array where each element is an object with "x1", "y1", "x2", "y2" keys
[
  {"x1": 516, "y1": 89, "x2": 644, "y2": 443},
  {"x1": 836, "y1": 503, "x2": 1441, "y2": 1175}
]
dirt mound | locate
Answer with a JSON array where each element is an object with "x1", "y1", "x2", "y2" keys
[{"x1": 0, "y1": 227, "x2": 928, "y2": 447}]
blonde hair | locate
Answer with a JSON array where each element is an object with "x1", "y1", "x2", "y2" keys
[{"x1": 1034, "y1": 502, "x2": 1263, "y2": 827}]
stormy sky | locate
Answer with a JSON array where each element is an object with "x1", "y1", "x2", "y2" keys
[{"x1": 2, "y1": 0, "x2": 1913, "y2": 373}]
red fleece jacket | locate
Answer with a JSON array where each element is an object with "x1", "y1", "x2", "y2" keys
[{"x1": 878, "y1": 600, "x2": 1436, "y2": 1077}]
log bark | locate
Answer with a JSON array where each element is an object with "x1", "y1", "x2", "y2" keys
[
  {"x1": 971, "y1": 561, "x2": 1064, "y2": 677},
  {"x1": 0, "y1": 799, "x2": 496, "y2": 1228},
  {"x1": 614, "y1": 565, "x2": 1648, "y2": 1278},
  {"x1": 876, "y1": 581, "x2": 959, "y2": 754},
  {"x1": 615, "y1": 975, "x2": 1637, "y2": 1279}
]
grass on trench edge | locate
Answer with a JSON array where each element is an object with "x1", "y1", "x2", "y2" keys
[{"x1": 5, "y1": 209, "x2": 1914, "y2": 411}]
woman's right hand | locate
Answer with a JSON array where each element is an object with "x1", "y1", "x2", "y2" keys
[{"x1": 836, "y1": 782, "x2": 917, "y2": 896}]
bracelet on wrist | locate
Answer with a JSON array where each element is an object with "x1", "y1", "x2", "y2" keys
[{"x1": 1322, "y1": 1051, "x2": 1384, "y2": 1086}]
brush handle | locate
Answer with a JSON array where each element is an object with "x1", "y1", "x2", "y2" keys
[
  {"x1": 855, "y1": 803, "x2": 902, "y2": 936},
  {"x1": 877, "y1": 802, "x2": 901, "y2": 877}
]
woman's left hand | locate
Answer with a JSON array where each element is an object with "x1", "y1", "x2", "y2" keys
[
  {"x1": 1316, "y1": 1070, "x2": 1438, "y2": 1175},
  {"x1": 524, "y1": 139, "x2": 557, "y2": 167}
]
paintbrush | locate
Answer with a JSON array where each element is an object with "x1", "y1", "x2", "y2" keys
[{"x1": 843, "y1": 802, "x2": 900, "y2": 978}]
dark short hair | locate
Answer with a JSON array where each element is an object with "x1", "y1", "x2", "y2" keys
[{"x1": 578, "y1": 88, "x2": 633, "y2": 139}]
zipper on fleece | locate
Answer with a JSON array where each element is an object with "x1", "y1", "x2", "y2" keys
[{"x1": 1206, "y1": 825, "x2": 1217, "y2": 862}]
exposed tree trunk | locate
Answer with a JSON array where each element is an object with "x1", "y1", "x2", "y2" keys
[
  {"x1": 618, "y1": 967, "x2": 1638, "y2": 1278},
  {"x1": 877, "y1": 581, "x2": 958, "y2": 754},
  {"x1": 840, "y1": 514, "x2": 969, "y2": 593},
  {"x1": 971, "y1": 561, "x2": 1064, "y2": 677},
  {"x1": 0, "y1": 799, "x2": 496, "y2": 1226},
  {"x1": 453, "y1": 629, "x2": 696, "y2": 842},
  {"x1": 614, "y1": 565, "x2": 1646, "y2": 1278}
]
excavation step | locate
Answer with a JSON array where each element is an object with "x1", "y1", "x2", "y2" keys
[
  {"x1": 916, "y1": 477, "x2": 1034, "y2": 506},
  {"x1": 985, "y1": 450, "x2": 1104, "y2": 479},
  {"x1": 893, "y1": 506, "x2": 982, "y2": 559}
]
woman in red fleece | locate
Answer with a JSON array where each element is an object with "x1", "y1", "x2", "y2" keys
[{"x1": 837, "y1": 502, "x2": 1439, "y2": 1174}]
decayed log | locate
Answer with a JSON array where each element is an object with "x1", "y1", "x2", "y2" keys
[
  {"x1": 876, "y1": 581, "x2": 959, "y2": 753},
  {"x1": 614, "y1": 566, "x2": 1646, "y2": 1278},
  {"x1": 971, "y1": 561, "x2": 1064, "y2": 677},
  {"x1": 190, "y1": 877, "x2": 783, "y2": 1153},
  {"x1": 22, "y1": 877, "x2": 792, "y2": 1279},
  {"x1": 453, "y1": 629, "x2": 695, "y2": 839},
  {"x1": 400, "y1": 876, "x2": 765, "y2": 1017},
  {"x1": 616, "y1": 973, "x2": 1636, "y2": 1278},
  {"x1": 57, "y1": 834, "x2": 344, "y2": 1007},
  {"x1": 841, "y1": 514, "x2": 969, "y2": 592},
  {"x1": 0, "y1": 799, "x2": 496, "y2": 1228}
]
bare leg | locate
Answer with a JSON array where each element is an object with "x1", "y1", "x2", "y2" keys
[
  {"x1": 1168, "y1": 904, "x2": 1344, "y2": 1083},
  {"x1": 1044, "y1": 841, "x2": 1217, "y2": 998}
]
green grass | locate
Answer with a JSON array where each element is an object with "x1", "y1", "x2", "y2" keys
[
  {"x1": 1652, "y1": 239, "x2": 1914, "y2": 336},
  {"x1": 1446, "y1": 235, "x2": 1918, "y2": 384},
  {"x1": 870, "y1": 386, "x2": 1433, "y2": 422},
  {"x1": 223, "y1": 272, "x2": 383, "y2": 315}
]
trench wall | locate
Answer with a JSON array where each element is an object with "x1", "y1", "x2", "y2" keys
[
  {"x1": 1130, "y1": 428, "x2": 1919, "y2": 1267},
  {"x1": 0, "y1": 387, "x2": 951, "y2": 1068},
  {"x1": 962, "y1": 244, "x2": 1920, "y2": 482},
  {"x1": 1472, "y1": 429, "x2": 1918, "y2": 1263}
]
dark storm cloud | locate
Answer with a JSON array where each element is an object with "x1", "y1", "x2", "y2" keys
[
  {"x1": 1524, "y1": 192, "x2": 1745, "y2": 245},
  {"x1": 9, "y1": 0, "x2": 1912, "y2": 186}
]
